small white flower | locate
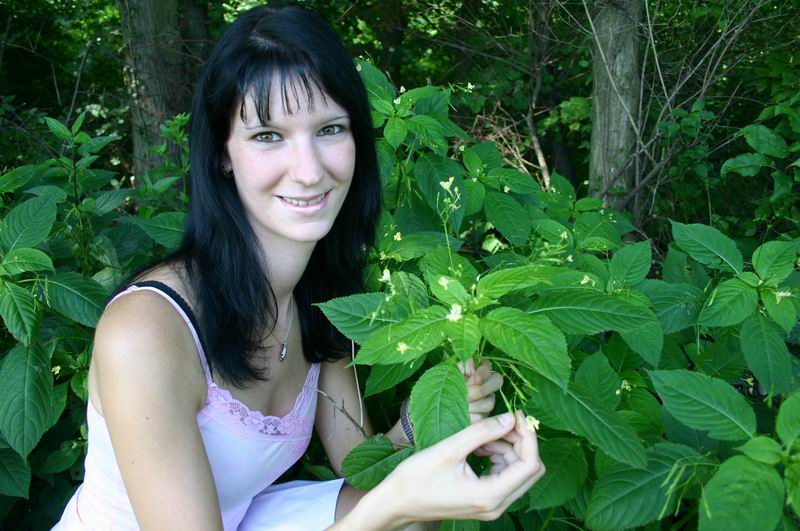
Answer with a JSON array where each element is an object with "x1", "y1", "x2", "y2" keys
[
  {"x1": 393, "y1": 231, "x2": 402, "y2": 241},
  {"x1": 399, "y1": 85, "x2": 406, "y2": 93},
  {"x1": 396, "y1": 342, "x2": 410, "y2": 354},
  {"x1": 356, "y1": 64, "x2": 362, "y2": 71},
  {"x1": 393, "y1": 97, "x2": 401, "y2": 105},
  {"x1": 525, "y1": 415, "x2": 540, "y2": 432},
  {"x1": 776, "y1": 290, "x2": 792, "y2": 303},
  {"x1": 503, "y1": 185, "x2": 510, "y2": 193},
  {"x1": 439, "y1": 176, "x2": 455, "y2": 192},
  {"x1": 466, "y1": 82, "x2": 475, "y2": 92},
  {"x1": 560, "y1": 230, "x2": 569, "y2": 240},
  {"x1": 580, "y1": 275, "x2": 591, "y2": 285},
  {"x1": 379, "y1": 268, "x2": 392, "y2": 283},
  {"x1": 566, "y1": 254, "x2": 574, "y2": 263},
  {"x1": 438, "y1": 276, "x2": 450, "y2": 290},
  {"x1": 447, "y1": 303, "x2": 463, "y2": 322}
]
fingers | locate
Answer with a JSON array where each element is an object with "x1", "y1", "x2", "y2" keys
[
  {"x1": 478, "y1": 412, "x2": 543, "y2": 493},
  {"x1": 444, "y1": 413, "x2": 517, "y2": 458},
  {"x1": 467, "y1": 371, "x2": 503, "y2": 401}
]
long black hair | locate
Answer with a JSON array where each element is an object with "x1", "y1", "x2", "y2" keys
[{"x1": 174, "y1": 4, "x2": 380, "y2": 386}]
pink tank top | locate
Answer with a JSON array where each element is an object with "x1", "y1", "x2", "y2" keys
[{"x1": 54, "y1": 283, "x2": 320, "y2": 530}]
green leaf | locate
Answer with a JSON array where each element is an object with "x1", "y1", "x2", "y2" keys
[
  {"x1": 40, "y1": 443, "x2": 82, "y2": 474},
  {"x1": 384, "y1": 117, "x2": 408, "y2": 149},
  {"x1": 752, "y1": 241, "x2": 796, "y2": 282},
  {"x1": 425, "y1": 273, "x2": 468, "y2": 307},
  {"x1": 391, "y1": 272, "x2": 429, "y2": 311},
  {"x1": 0, "y1": 345, "x2": 56, "y2": 458},
  {"x1": 0, "y1": 281, "x2": 38, "y2": 344},
  {"x1": 0, "y1": 448, "x2": 31, "y2": 498},
  {"x1": 481, "y1": 307, "x2": 571, "y2": 390},
  {"x1": 525, "y1": 374, "x2": 647, "y2": 468},
  {"x1": 342, "y1": 435, "x2": 413, "y2": 490},
  {"x1": 776, "y1": 392, "x2": 800, "y2": 447},
  {"x1": 486, "y1": 168, "x2": 538, "y2": 194},
  {"x1": 761, "y1": 289, "x2": 797, "y2": 334},
  {"x1": 721, "y1": 153, "x2": 770, "y2": 177},
  {"x1": 0, "y1": 248, "x2": 54, "y2": 276},
  {"x1": 43, "y1": 116, "x2": 72, "y2": 141},
  {"x1": 741, "y1": 124, "x2": 789, "y2": 158},
  {"x1": 444, "y1": 313, "x2": 481, "y2": 361},
  {"x1": 619, "y1": 316, "x2": 663, "y2": 367},
  {"x1": 609, "y1": 241, "x2": 652, "y2": 287},
  {"x1": 697, "y1": 278, "x2": 757, "y2": 327},
  {"x1": 0, "y1": 165, "x2": 38, "y2": 194},
  {"x1": 527, "y1": 438, "x2": 587, "y2": 510},
  {"x1": 649, "y1": 370, "x2": 756, "y2": 441},
  {"x1": 409, "y1": 364, "x2": 470, "y2": 449},
  {"x1": 475, "y1": 264, "x2": 558, "y2": 301},
  {"x1": 364, "y1": 356, "x2": 426, "y2": 398},
  {"x1": 122, "y1": 212, "x2": 185, "y2": 249},
  {"x1": 77, "y1": 134, "x2": 119, "y2": 156},
  {"x1": 699, "y1": 456, "x2": 783, "y2": 531},
  {"x1": 356, "y1": 306, "x2": 448, "y2": 365},
  {"x1": 671, "y1": 221, "x2": 743, "y2": 274},
  {"x1": 575, "y1": 353, "x2": 620, "y2": 410},
  {"x1": 638, "y1": 281, "x2": 703, "y2": 334},
  {"x1": 740, "y1": 313, "x2": 792, "y2": 393},
  {"x1": 586, "y1": 443, "x2": 702, "y2": 531},
  {"x1": 462, "y1": 148, "x2": 483, "y2": 176},
  {"x1": 419, "y1": 247, "x2": 478, "y2": 287},
  {"x1": 484, "y1": 192, "x2": 531, "y2": 246},
  {"x1": 530, "y1": 287, "x2": 656, "y2": 335},
  {"x1": 0, "y1": 196, "x2": 57, "y2": 253},
  {"x1": 574, "y1": 212, "x2": 621, "y2": 251},
  {"x1": 413, "y1": 154, "x2": 465, "y2": 233},
  {"x1": 407, "y1": 115, "x2": 447, "y2": 155},
  {"x1": 735, "y1": 436, "x2": 782, "y2": 465},
  {"x1": 44, "y1": 272, "x2": 109, "y2": 328},
  {"x1": 318, "y1": 293, "x2": 405, "y2": 344}
]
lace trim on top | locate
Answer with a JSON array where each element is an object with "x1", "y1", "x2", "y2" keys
[
  {"x1": 204, "y1": 364, "x2": 319, "y2": 437},
  {"x1": 114, "y1": 282, "x2": 319, "y2": 439}
]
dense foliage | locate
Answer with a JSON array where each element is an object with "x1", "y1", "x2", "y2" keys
[{"x1": 1, "y1": 0, "x2": 799, "y2": 529}]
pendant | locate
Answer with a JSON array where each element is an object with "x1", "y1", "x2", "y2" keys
[{"x1": 279, "y1": 342, "x2": 288, "y2": 362}]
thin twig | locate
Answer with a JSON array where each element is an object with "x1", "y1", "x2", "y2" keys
[{"x1": 316, "y1": 389, "x2": 368, "y2": 440}]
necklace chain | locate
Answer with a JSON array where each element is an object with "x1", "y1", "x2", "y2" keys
[{"x1": 278, "y1": 296, "x2": 293, "y2": 362}]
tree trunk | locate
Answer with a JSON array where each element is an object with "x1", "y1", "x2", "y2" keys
[
  {"x1": 588, "y1": 0, "x2": 641, "y2": 212},
  {"x1": 117, "y1": 0, "x2": 207, "y2": 180}
]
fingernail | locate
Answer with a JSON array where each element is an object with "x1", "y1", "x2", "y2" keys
[{"x1": 499, "y1": 412, "x2": 515, "y2": 426}]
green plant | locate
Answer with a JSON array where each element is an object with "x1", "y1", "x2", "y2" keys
[{"x1": 316, "y1": 62, "x2": 800, "y2": 530}]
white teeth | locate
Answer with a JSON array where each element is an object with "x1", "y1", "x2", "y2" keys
[{"x1": 282, "y1": 193, "x2": 326, "y2": 206}]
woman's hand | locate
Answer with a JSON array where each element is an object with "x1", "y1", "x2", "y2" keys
[
  {"x1": 331, "y1": 411, "x2": 545, "y2": 530},
  {"x1": 459, "y1": 358, "x2": 504, "y2": 424}
]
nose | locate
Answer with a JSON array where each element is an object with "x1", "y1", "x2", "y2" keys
[{"x1": 288, "y1": 137, "x2": 325, "y2": 187}]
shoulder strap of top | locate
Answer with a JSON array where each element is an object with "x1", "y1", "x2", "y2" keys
[{"x1": 108, "y1": 280, "x2": 213, "y2": 383}]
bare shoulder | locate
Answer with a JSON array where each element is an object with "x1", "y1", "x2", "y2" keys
[{"x1": 91, "y1": 266, "x2": 206, "y2": 416}]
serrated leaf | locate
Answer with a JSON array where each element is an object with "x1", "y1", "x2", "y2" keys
[
  {"x1": 735, "y1": 436, "x2": 782, "y2": 465},
  {"x1": 0, "y1": 281, "x2": 38, "y2": 344},
  {"x1": 530, "y1": 287, "x2": 655, "y2": 335},
  {"x1": 45, "y1": 272, "x2": 109, "y2": 328},
  {"x1": 0, "y1": 196, "x2": 57, "y2": 253},
  {"x1": 44, "y1": 117, "x2": 72, "y2": 141},
  {"x1": 122, "y1": 212, "x2": 185, "y2": 249},
  {"x1": 575, "y1": 353, "x2": 620, "y2": 410},
  {"x1": 342, "y1": 435, "x2": 413, "y2": 490},
  {"x1": 697, "y1": 278, "x2": 757, "y2": 327},
  {"x1": 649, "y1": 370, "x2": 755, "y2": 441},
  {"x1": 444, "y1": 313, "x2": 480, "y2": 361},
  {"x1": 761, "y1": 289, "x2": 797, "y2": 334},
  {"x1": 384, "y1": 117, "x2": 408, "y2": 149},
  {"x1": 413, "y1": 154, "x2": 465, "y2": 233},
  {"x1": 610, "y1": 241, "x2": 652, "y2": 287},
  {"x1": 0, "y1": 448, "x2": 31, "y2": 498},
  {"x1": 0, "y1": 345, "x2": 56, "y2": 458},
  {"x1": 481, "y1": 308, "x2": 570, "y2": 390},
  {"x1": 0, "y1": 248, "x2": 54, "y2": 276},
  {"x1": 419, "y1": 247, "x2": 478, "y2": 286},
  {"x1": 484, "y1": 192, "x2": 531, "y2": 246},
  {"x1": 619, "y1": 316, "x2": 663, "y2": 367},
  {"x1": 409, "y1": 364, "x2": 469, "y2": 449},
  {"x1": 777, "y1": 392, "x2": 800, "y2": 447},
  {"x1": 699, "y1": 456, "x2": 783, "y2": 531},
  {"x1": 318, "y1": 293, "x2": 404, "y2": 344},
  {"x1": 356, "y1": 306, "x2": 448, "y2": 365},
  {"x1": 486, "y1": 168, "x2": 537, "y2": 194},
  {"x1": 586, "y1": 443, "x2": 702, "y2": 531},
  {"x1": 425, "y1": 273, "x2": 468, "y2": 307},
  {"x1": 741, "y1": 124, "x2": 789, "y2": 158},
  {"x1": 638, "y1": 280, "x2": 703, "y2": 334},
  {"x1": 525, "y1": 374, "x2": 647, "y2": 468},
  {"x1": 364, "y1": 356, "x2": 425, "y2": 398},
  {"x1": 476, "y1": 264, "x2": 558, "y2": 301},
  {"x1": 0, "y1": 165, "x2": 38, "y2": 194},
  {"x1": 671, "y1": 221, "x2": 743, "y2": 274},
  {"x1": 752, "y1": 241, "x2": 796, "y2": 282},
  {"x1": 574, "y1": 212, "x2": 621, "y2": 251},
  {"x1": 391, "y1": 272, "x2": 429, "y2": 311},
  {"x1": 527, "y1": 438, "x2": 587, "y2": 510},
  {"x1": 740, "y1": 313, "x2": 792, "y2": 393},
  {"x1": 721, "y1": 153, "x2": 769, "y2": 177}
]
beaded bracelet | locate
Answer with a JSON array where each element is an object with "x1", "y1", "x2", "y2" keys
[{"x1": 400, "y1": 397, "x2": 415, "y2": 445}]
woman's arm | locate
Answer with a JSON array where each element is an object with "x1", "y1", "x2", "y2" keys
[{"x1": 92, "y1": 291, "x2": 223, "y2": 531}]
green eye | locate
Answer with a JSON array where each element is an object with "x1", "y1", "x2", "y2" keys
[
  {"x1": 318, "y1": 125, "x2": 343, "y2": 136},
  {"x1": 255, "y1": 132, "x2": 281, "y2": 143}
]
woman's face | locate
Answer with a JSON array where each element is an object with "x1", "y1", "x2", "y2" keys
[{"x1": 225, "y1": 78, "x2": 356, "y2": 249}]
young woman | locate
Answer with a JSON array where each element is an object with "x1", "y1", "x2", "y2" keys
[{"x1": 53, "y1": 5, "x2": 544, "y2": 530}]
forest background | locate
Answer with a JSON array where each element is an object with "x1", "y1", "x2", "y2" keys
[{"x1": 1, "y1": 0, "x2": 799, "y2": 529}]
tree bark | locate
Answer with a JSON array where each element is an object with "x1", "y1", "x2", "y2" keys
[
  {"x1": 117, "y1": 0, "x2": 207, "y2": 180},
  {"x1": 588, "y1": 0, "x2": 641, "y2": 212}
]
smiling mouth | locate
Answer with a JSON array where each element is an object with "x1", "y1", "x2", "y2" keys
[{"x1": 279, "y1": 191, "x2": 329, "y2": 207}]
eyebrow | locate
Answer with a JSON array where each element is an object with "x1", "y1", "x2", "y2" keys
[{"x1": 242, "y1": 114, "x2": 351, "y2": 130}]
